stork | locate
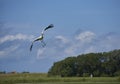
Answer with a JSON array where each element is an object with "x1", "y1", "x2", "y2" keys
[{"x1": 30, "y1": 24, "x2": 54, "y2": 51}]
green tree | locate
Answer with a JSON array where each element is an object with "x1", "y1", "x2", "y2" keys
[{"x1": 48, "y1": 49, "x2": 120, "y2": 77}]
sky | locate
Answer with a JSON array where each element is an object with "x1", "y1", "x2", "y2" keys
[{"x1": 0, "y1": 0, "x2": 120, "y2": 73}]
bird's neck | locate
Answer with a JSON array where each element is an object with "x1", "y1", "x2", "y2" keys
[{"x1": 41, "y1": 34, "x2": 44, "y2": 37}]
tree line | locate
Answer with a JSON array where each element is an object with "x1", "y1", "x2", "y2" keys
[{"x1": 48, "y1": 49, "x2": 120, "y2": 77}]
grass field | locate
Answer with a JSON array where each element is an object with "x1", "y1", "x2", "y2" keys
[
  {"x1": 0, "y1": 73, "x2": 120, "y2": 84},
  {"x1": 16, "y1": 82, "x2": 120, "y2": 84}
]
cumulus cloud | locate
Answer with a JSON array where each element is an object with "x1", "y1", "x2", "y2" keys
[
  {"x1": 63, "y1": 31, "x2": 96, "y2": 56},
  {"x1": 81, "y1": 32, "x2": 120, "y2": 53},
  {"x1": 37, "y1": 48, "x2": 46, "y2": 59},
  {"x1": 24, "y1": 30, "x2": 120, "y2": 61},
  {"x1": 0, "y1": 45, "x2": 20, "y2": 58},
  {"x1": 1, "y1": 22, "x2": 118, "y2": 61},
  {"x1": 75, "y1": 31, "x2": 95, "y2": 42},
  {"x1": 0, "y1": 32, "x2": 35, "y2": 59},
  {"x1": 96, "y1": 33, "x2": 120, "y2": 51},
  {"x1": 36, "y1": 31, "x2": 96, "y2": 60},
  {"x1": 55, "y1": 35, "x2": 69, "y2": 44},
  {"x1": 36, "y1": 35, "x2": 69, "y2": 60},
  {"x1": 0, "y1": 33, "x2": 34, "y2": 44},
  {"x1": 63, "y1": 31, "x2": 120, "y2": 57}
]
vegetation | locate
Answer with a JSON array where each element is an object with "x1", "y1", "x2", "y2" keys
[
  {"x1": 0, "y1": 73, "x2": 120, "y2": 84},
  {"x1": 48, "y1": 49, "x2": 120, "y2": 77},
  {"x1": 0, "y1": 49, "x2": 120, "y2": 84}
]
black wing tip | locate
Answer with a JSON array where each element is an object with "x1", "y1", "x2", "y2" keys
[
  {"x1": 30, "y1": 43, "x2": 33, "y2": 51},
  {"x1": 30, "y1": 46, "x2": 32, "y2": 51},
  {"x1": 44, "y1": 24, "x2": 54, "y2": 31},
  {"x1": 48, "y1": 24, "x2": 54, "y2": 28}
]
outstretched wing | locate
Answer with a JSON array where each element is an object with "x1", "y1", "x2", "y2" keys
[
  {"x1": 44, "y1": 24, "x2": 54, "y2": 31},
  {"x1": 41, "y1": 24, "x2": 54, "y2": 34},
  {"x1": 30, "y1": 36, "x2": 43, "y2": 51}
]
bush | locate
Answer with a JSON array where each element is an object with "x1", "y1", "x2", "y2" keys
[
  {"x1": 114, "y1": 71, "x2": 120, "y2": 76},
  {"x1": 83, "y1": 73, "x2": 90, "y2": 77},
  {"x1": 0, "y1": 71, "x2": 6, "y2": 74},
  {"x1": 100, "y1": 73, "x2": 109, "y2": 77}
]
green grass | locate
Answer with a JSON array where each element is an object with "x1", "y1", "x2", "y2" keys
[
  {"x1": 16, "y1": 82, "x2": 120, "y2": 84},
  {"x1": 0, "y1": 73, "x2": 120, "y2": 84}
]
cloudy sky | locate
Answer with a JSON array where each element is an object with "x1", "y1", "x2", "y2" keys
[{"x1": 0, "y1": 0, "x2": 120, "y2": 72}]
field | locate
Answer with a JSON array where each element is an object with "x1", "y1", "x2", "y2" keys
[{"x1": 0, "y1": 73, "x2": 120, "y2": 84}]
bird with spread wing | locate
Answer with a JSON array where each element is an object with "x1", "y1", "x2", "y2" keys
[{"x1": 30, "y1": 24, "x2": 54, "y2": 51}]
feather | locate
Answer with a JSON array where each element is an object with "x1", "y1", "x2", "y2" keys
[
  {"x1": 30, "y1": 42, "x2": 33, "y2": 51},
  {"x1": 44, "y1": 24, "x2": 54, "y2": 31}
]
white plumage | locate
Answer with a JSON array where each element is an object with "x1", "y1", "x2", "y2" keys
[{"x1": 30, "y1": 24, "x2": 54, "y2": 51}]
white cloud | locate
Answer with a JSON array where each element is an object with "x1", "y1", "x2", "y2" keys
[
  {"x1": 80, "y1": 32, "x2": 120, "y2": 53},
  {"x1": 98, "y1": 33, "x2": 120, "y2": 51},
  {"x1": 0, "y1": 33, "x2": 34, "y2": 44},
  {"x1": 0, "y1": 29, "x2": 118, "y2": 70},
  {"x1": 37, "y1": 48, "x2": 46, "y2": 59},
  {"x1": 64, "y1": 31, "x2": 120, "y2": 57},
  {"x1": 63, "y1": 31, "x2": 96, "y2": 56},
  {"x1": 35, "y1": 31, "x2": 96, "y2": 60},
  {"x1": 55, "y1": 35, "x2": 69, "y2": 44},
  {"x1": 0, "y1": 45, "x2": 20, "y2": 58},
  {"x1": 75, "y1": 31, "x2": 95, "y2": 42},
  {"x1": 25, "y1": 31, "x2": 120, "y2": 61},
  {"x1": 35, "y1": 36, "x2": 69, "y2": 60}
]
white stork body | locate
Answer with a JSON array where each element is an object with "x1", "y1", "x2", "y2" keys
[{"x1": 30, "y1": 24, "x2": 54, "y2": 51}]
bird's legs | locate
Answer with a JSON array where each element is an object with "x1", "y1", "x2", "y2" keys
[{"x1": 41, "y1": 40, "x2": 46, "y2": 47}]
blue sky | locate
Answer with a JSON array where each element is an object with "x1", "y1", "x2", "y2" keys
[{"x1": 0, "y1": 0, "x2": 120, "y2": 72}]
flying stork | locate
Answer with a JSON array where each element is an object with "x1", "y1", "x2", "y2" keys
[{"x1": 30, "y1": 24, "x2": 54, "y2": 51}]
